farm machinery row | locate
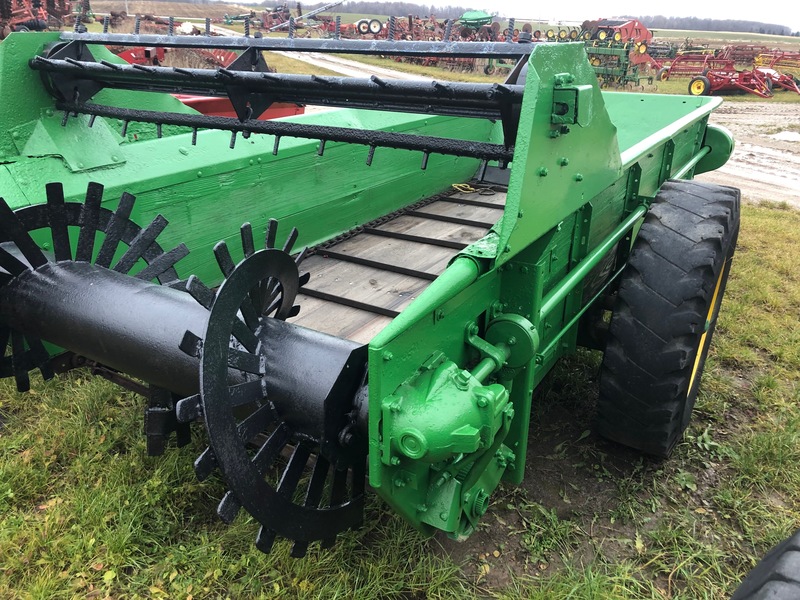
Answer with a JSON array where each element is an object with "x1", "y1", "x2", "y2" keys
[
  {"x1": 0, "y1": 25, "x2": 743, "y2": 563},
  {"x1": 654, "y1": 42, "x2": 800, "y2": 98},
  {"x1": 0, "y1": 0, "x2": 71, "y2": 37},
  {"x1": 687, "y1": 66, "x2": 800, "y2": 98}
]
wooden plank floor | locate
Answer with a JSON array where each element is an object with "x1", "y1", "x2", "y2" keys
[{"x1": 291, "y1": 187, "x2": 507, "y2": 344}]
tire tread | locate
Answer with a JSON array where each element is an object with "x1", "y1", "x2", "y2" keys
[{"x1": 596, "y1": 179, "x2": 740, "y2": 457}]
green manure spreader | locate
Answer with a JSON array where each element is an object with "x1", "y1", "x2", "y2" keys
[{"x1": 0, "y1": 31, "x2": 740, "y2": 557}]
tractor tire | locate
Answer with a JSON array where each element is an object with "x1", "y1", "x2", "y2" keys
[
  {"x1": 689, "y1": 76, "x2": 712, "y2": 96},
  {"x1": 356, "y1": 19, "x2": 370, "y2": 35},
  {"x1": 657, "y1": 67, "x2": 670, "y2": 81},
  {"x1": 597, "y1": 28, "x2": 609, "y2": 40},
  {"x1": 731, "y1": 530, "x2": 800, "y2": 599},
  {"x1": 484, "y1": 64, "x2": 496, "y2": 75},
  {"x1": 368, "y1": 19, "x2": 382, "y2": 34},
  {"x1": 596, "y1": 180, "x2": 740, "y2": 457}
]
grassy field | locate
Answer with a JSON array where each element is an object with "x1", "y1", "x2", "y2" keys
[{"x1": 1, "y1": 200, "x2": 798, "y2": 598}]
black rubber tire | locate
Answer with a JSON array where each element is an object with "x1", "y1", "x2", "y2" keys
[
  {"x1": 356, "y1": 19, "x2": 369, "y2": 35},
  {"x1": 731, "y1": 530, "x2": 800, "y2": 599},
  {"x1": 597, "y1": 180, "x2": 740, "y2": 457},
  {"x1": 657, "y1": 66, "x2": 670, "y2": 81},
  {"x1": 368, "y1": 19, "x2": 382, "y2": 35},
  {"x1": 689, "y1": 76, "x2": 712, "y2": 96}
]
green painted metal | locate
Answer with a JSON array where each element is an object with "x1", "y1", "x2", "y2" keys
[
  {"x1": 0, "y1": 33, "x2": 489, "y2": 284},
  {"x1": 459, "y1": 11, "x2": 494, "y2": 29},
  {"x1": 0, "y1": 33, "x2": 735, "y2": 541},
  {"x1": 585, "y1": 42, "x2": 651, "y2": 87},
  {"x1": 366, "y1": 43, "x2": 732, "y2": 536}
]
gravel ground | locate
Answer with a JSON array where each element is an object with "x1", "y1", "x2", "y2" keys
[{"x1": 696, "y1": 101, "x2": 800, "y2": 208}]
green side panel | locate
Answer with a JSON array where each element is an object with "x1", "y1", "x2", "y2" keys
[
  {"x1": 0, "y1": 116, "x2": 485, "y2": 283},
  {"x1": 498, "y1": 43, "x2": 623, "y2": 266},
  {"x1": 366, "y1": 42, "x2": 735, "y2": 536},
  {"x1": 0, "y1": 33, "x2": 493, "y2": 284}
]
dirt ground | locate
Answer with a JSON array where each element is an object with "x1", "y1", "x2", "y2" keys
[{"x1": 696, "y1": 101, "x2": 800, "y2": 208}]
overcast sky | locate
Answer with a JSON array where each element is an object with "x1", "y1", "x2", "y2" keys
[{"x1": 425, "y1": 1, "x2": 800, "y2": 33}]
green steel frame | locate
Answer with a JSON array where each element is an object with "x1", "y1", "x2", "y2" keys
[{"x1": 0, "y1": 33, "x2": 734, "y2": 540}]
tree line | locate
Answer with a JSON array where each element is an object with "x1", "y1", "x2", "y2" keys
[{"x1": 637, "y1": 15, "x2": 793, "y2": 37}]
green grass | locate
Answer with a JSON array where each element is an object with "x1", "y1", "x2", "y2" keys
[{"x1": 1, "y1": 202, "x2": 799, "y2": 598}]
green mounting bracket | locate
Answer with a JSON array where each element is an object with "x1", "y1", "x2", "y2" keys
[{"x1": 552, "y1": 72, "x2": 593, "y2": 127}]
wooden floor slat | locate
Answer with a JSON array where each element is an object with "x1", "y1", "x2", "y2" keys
[{"x1": 290, "y1": 188, "x2": 508, "y2": 342}]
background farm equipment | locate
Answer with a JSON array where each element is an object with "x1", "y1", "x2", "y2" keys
[
  {"x1": 757, "y1": 67, "x2": 800, "y2": 93},
  {"x1": 457, "y1": 9, "x2": 492, "y2": 32},
  {"x1": 580, "y1": 17, "x2": 652, "y2": 47},
  {"x1": 688, "y1": 65, "x2": 772, "y2": 97},
  {"x1": 265, "y1": 0, "x2": 343, "y2": 32},
  {"x1": 585, "y1": 41, "x2": 653, "y2": 88},
  {"x1": 104, "y1": 15, "x2": 242, "y2": 69},
  {"x1": 755, "y1": 50, "x2": 800, "y2": 79},
  {"x1": 689, "y1": 65, "x2": 800, "y2": 97},
  {"x1": 0, "y1": 0, "x2": 70, "y2": 36},
  {"x1": 647, "y1": 39, "x2": 678, "y2": 60},
  {"x1": 579, "y1": 18, "x2": 659, "y2": 74},
  {"x1": 0, "y1": 29, "x2": 737, "y2": 560},
  {"x1": 223, "y1": 11, "x2": 254, "y2": 25},
  {"x1": 717, "y1": 44, "x2": 771, "y2": 65},
  {"x1": 657, "y1": 53, "x2": 731, "y2": 80}
]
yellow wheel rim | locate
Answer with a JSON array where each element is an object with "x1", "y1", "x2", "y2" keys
[
  {"x1": 690, "y1": 79, "x2": 707, "y2": 95},
  {"x1": 688, "y1": 261, "x2": 728, "y2": 394}
]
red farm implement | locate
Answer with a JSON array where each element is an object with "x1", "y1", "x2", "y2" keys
[
  {"x1": 578, "y1": 18, "x2": 654, "y2": 67},
  {"x1": 757, "y1": 67, "x2": 800, "y2": 94},
  {"x1": 581, "y1": 18, "x2": 652, "y2": 45},
  {"x1": 687, "y1": 66, "x2": 799, "y2": 98},
  {"x1": 657, "y1": 54, "x2": 729, "y2": 80},
  {"x1": 717, "y1": 44, "x2": 770, "y2": 65},
  {"x1": 755, "y1": 51, "x2": 800, "y2": 78},
  {"x1": 1, "y1": 0, "x2": 70, "y2": 36}
]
